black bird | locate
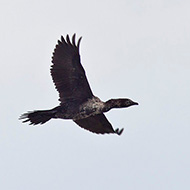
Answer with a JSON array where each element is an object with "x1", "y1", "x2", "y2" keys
[{"x1": 20, "y1": 34, "x2": 138, "y2": 135}]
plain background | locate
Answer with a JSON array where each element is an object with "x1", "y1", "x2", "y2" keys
[{"x1": 0, "y1": 0, "x2": 190, "y2": 189}]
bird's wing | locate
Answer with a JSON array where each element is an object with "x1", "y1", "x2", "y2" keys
[
  {"x1": 74, "y1": 114, "x2": 123, "y2": 135},
  {"x1": 51, "y1": 34, "x2": 93, "y2": 105}
]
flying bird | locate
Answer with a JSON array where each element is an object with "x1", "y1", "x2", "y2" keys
[{"x1": 20, "y1": 34, "x2": 138, "y2": 135}]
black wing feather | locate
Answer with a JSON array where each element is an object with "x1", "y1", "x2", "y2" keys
[
  {"x1": 74, "y1": 114, "x2": 117, "y2": 135},
  {"x1": 51, "y1": 34, "x2": 93, "y2": 105}
]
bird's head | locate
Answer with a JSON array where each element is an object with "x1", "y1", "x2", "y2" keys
[
  {"x1": 103, "y1": 98, "x2": 138, "y2": 112},
  {"x1": 119, "y1": 98, "x2": 139, "y2": 107}
]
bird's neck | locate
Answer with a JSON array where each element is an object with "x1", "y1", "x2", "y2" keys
[{"x1": 103, "y1": 99, "x2": 127, "y2": 112}]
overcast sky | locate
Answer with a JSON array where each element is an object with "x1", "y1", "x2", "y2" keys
[{"x1": 0, "y1": 0, "x2": 190, "y2": 189}]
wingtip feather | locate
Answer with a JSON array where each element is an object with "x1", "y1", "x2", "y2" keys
[
  {"x1": 66, "y1": 34, "x2": 72, "y2": 45},
  {"x1": 77, "y1": 36, "x2": 82, "y2": 49},
  {"x1": 72, "y1": 34, "x2": 76, "y2": 46}
]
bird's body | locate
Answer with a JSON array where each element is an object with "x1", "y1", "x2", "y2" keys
[
  {"x1": 45, "y1": 96, "x2": 104, "y2": 120},
  {"x1": 20, "y1": 34, "x2": 138, "y2": 135}
]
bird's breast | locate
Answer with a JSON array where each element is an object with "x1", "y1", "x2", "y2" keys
[{"x1": 73, "y1": 96, "x2": 105, "y2": 120}]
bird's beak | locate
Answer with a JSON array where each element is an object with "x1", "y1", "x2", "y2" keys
[{"x1": 132, "y1": 101, "x2": 139, "y2": 106}]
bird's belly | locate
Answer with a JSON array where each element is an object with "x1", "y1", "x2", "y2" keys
[
  {"x1": 73, "y1": 108, "x2": 102, "y2": 120},
  {"x1": 55, "y1": 96, "x2": 105, "y2": 120},
  {"x1": 55, "y1": 108, "x2": 101, "y2": 120},
  {"x1": 55, "y1": 112, "x2": 76, "y2": 119}
]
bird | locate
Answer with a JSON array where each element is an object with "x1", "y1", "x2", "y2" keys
[{"x1": 20, "y1": 34, "x2": 138, "y2": 135}]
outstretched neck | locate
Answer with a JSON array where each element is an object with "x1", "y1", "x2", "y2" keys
[{"x1": 103, "y1": 98, "x2": 138, "y2": 112}]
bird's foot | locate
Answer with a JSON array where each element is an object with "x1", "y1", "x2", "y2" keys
[{"x1": 115, "y1": 128, "x2": 124, "y2": 135}]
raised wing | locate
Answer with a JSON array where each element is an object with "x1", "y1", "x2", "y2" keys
[
  {"x1": 74, "y1": 114, "x2": 124, "y2": 135},
  {"x1": 51, "y1": 34, "x2": 93, "y2": 105}
]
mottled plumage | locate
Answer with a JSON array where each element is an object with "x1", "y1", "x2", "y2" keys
[{"x1": 20, "y1": 34, "x2": 138, "y2": 135}]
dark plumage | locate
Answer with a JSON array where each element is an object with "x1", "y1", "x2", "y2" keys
[{"x1": 20, "y1": 34, "x2": 138, "y2": 135}]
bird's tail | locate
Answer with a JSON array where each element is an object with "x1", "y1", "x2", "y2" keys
[{"x1": 19, "y1": 109, "x2": 57, "y2": 125}]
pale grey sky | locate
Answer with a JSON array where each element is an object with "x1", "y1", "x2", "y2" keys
[{"x1": 0, "y1": 0, "x2": 190, "y2": 189}]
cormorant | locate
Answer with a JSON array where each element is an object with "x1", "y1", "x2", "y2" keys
[{"x1": 20, "y1": 34, "x2": 138, "y2": 135}]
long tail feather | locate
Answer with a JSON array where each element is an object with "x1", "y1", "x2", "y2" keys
[{"x1": 19, "y1": 109, "x2": 56, "y2": 125}]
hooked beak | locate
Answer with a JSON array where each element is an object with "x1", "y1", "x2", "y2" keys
[{"x1": 132, "y1": 101, "x2": 139, "y2": 106}]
